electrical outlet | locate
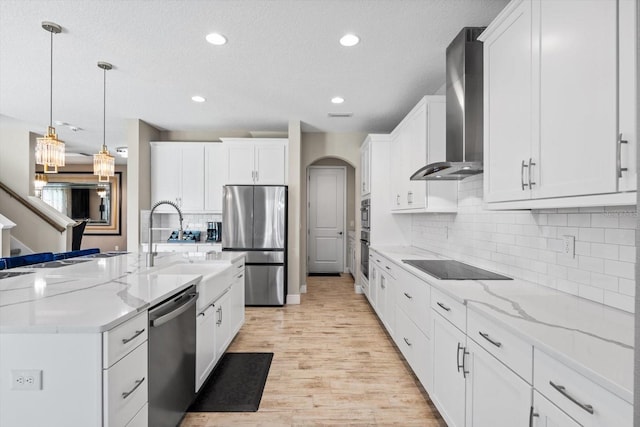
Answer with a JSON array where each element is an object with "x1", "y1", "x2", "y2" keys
[
  {"x1": 562, "y1": 235, "x2": 575, "y2": 257},
  {"x1": 12, "y1": 369, "x2": 42, "y2": 391}
]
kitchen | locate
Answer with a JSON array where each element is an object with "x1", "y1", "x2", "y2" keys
[{"x1": 0, "y1": 0, "x2": 638, "y2": 426}]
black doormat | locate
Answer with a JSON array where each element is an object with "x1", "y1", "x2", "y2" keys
[
  {"x1": 308, "y1": 272, "x2": 341, "y2": 276},
  {"x1": 188, "y1": 352, "x2": 273, "y2": 412}
]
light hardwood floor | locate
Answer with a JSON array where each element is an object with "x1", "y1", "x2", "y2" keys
[{"x1": 182, "y1": 274, "x2": 445, "y2": 427}]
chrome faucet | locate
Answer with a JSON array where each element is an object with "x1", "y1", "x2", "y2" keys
[{"x1": 147, "y1": 200, "x2": 184, "y2": 267}]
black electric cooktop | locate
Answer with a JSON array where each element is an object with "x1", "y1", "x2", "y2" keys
[{"x1": 402, "y1": 260, "x2": 512, "y2": 280}]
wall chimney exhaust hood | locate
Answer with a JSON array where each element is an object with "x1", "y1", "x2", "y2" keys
[{"x1": 411, "y1": 27, "x2": 485, "y2": 181}]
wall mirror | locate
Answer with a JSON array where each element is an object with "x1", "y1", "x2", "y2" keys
[{"x1": 41, "y1": 172, "x2": 121, "y2": 235}]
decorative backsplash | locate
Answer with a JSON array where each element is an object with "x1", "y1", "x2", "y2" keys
[
  {"x1": 411, "y1": 175, "x2": 636, "y2": 313},
  {"x1": 140, "y1": 212, "x2": 222, "y2": 244}
]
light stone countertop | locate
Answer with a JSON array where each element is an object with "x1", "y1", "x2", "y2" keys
[
  {"x1": 0, "y1": 251, "x2": 245, "y2": 334},
  {"x1": 370, "y1": 245, "x2": 634, "y2": 404}
]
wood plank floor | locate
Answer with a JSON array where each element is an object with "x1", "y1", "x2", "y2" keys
[{"x1": 182, "y1": 274, "x2": 445, "y2": 426}]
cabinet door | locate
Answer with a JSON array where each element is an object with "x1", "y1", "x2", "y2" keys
[
  {"x1": 534, "y1": 0, "x2": 617, "y2": 199},
  {"x1": 255, "y1": 142, "x2": 287, "y2": 184},
  {"x1": 151, "y1": 144, "x2": 182, "y2": 208},
  {"x1": 532, "y1": 391, "x2": 580, "y2": 427},
  {"x1": 180, "y1": 143, "x2": 205, "y2": 211},
  {"x1": 204, "y1": 143, "x2": 228, "y2": 212},
  {"x1": 483, "y1": 0, "x2": 534, "y2": 203},
  {"x1": 214, "y1": 291, "x2": 232, "y2": 359},
  {"x1": 227, "y1": 143, "x2": 256, "y2": 184},
  {"x1": 465, "y1": 339, "x2": 531, "y2": 427},
  {"x1": 229, "y1": 271, "x2": 245, "y2": 336},
  {"x1": 405, "y1": 103, "x2": 427, "y2": 210},
  {"x1": 618, "y1": 0, "x2": 637, "y2": 192},
  {"x1": 432, "y1": 312, "x2": 466, "y2": 427},
  {"x1": 360, "y1": 140, "x2": 371, "y2": 196},
  {"x1": 195, "y1": 304, "x2": 216, "y2": 391},
  {"x1": 389, "y1": 131, "x2": 403, "y2": 209},
  {"x1": 368, "y1": 261, "x2": 378, "y2": 309}
]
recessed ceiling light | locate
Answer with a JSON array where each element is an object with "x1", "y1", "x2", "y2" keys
[
  {"x1": 328, "y1": 112, "x2": 353, "y2": 118},
  {"x1": 206, "y1": 33, "x2": 227, "y2": 45},
  {"x1": 435, "y1": 175, "x2": 442, "y2": 179},
  {"x1": 192, "y1": 95, "x2": 206, "y2": 103},
  {"x1": 331, "y1": 96, "x2": 345, "y2": 104},
  {"x1": 339, "y1": 34, "x2": 360, "y2": 47}
]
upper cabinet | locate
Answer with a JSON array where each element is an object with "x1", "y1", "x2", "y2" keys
[
  {"x1": 151, "y1": 142, "x2": 206, "y2": 212},
  {"x1": 481, "y1": 0, "x2": 637, "y2": 209},
  {"x1": 222, "y1": 138, "x2": 288, "y2": 185},
  {"x1": 151, "y1": 142, "x2": 227, "y2": 213},
  {"x1": 360, "y1": 138, "x2": 371, "y2": 198},
  {"x1": 389, "y1": 96, "x2": 457, "y2": 213}
]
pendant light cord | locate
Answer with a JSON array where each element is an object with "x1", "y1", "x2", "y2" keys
[
  {"x1": 103, "y1": 67, "x2": 106, "y2": 150},
  {"x1": 49, "y1": 29, "x2": 53, "y2": 128}
]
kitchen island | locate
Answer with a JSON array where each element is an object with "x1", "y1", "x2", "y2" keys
[{"x1": 0, "y1": 251, "x2": 245, "y2": 427}]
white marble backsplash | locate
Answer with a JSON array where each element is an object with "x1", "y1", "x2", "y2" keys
[
  {"x1": 411, "y1": 175, "x2": 636, "y2": 313},
  {"x1": 140, "y1": 211, "x2": 222, "y2": 243}
]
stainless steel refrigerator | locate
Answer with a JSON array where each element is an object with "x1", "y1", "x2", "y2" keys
[{"x1": 222, "y1": 185, "x2": 287, "y2": 306}]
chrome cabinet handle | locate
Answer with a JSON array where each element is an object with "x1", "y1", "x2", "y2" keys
[
  {"x1": 407, "y1": 191, "x2": 413, "y2": 204},
  {"x1": 396, "y1": 194, "x2": 400, "y2": 205},
  {"x1": 479, "y1": 331, "x2": 502, "y2": 348},
  {"x1": 121, "y1": 329, "x2": 145, "y2": 344},
  {"x1": 617, "y1": 133, "x2": 628, "y2": 178},
  {"x1": 403, "y1": 337, "x2": 412, "y2": 347},
  {"x1": 521, "y1": 160, "x2": 529, "y2": 190},
  {"x1": 437, "y1": 302, "x2": 451, "y2": 312},
  {"x1": 456, "y1": 342, "x2": 464, "y2": 373},
  {"x1": 529, "y1": 406, "x2": 539, "y2": 427},
  {"x1": 403, "y1": 292, "x2": 413, "y2": 299},
  {"x1": 549, "y1": 381, "x2": 594, "y2": 414},
  {"x1": 528, "y1": 158, "x2": 536, "y2": 188},
  {"x1": 238, "y1": 274, "x2": 243, "y2": 278},
  {"x1": 122, "y1": 378, "x2": 145, "y2": 399},
  {"x1": 385, "y1": 266, "x2": 390, "y2": 270},
  {"x1": 197, "y1": 312, "x2": 205, "y2": 318}
]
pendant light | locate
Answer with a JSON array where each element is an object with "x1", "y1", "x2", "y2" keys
[
  {"x1": 93, "y1": 61, "x2": 115, "y2": 182},
  {"x1": 34, "y1": 174, "x2": 48, "y2": 198},
  {"x1": 35, "y1": 21, "x2": 65, "y2": 173}
]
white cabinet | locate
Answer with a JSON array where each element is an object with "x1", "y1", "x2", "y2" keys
[
  {"x1": 532, "y1": 391, "x2": 581, "y2": 427},
  {"x1": 360, "y1": 138, "x2": 371, "y2": 197},
  {"x1": 222, "y1": 138, "x2": 288, "y2": 185},
  {"x1": 229, "y1": 259, "x2": 246, "y2": 336},
  {"x1": 370, "y1": 252, "x2": 396, "y2": 336},
  {"x1": 465, "y1": 339, "x2": 531, "y2": 427},
  {"x1": 389, "y1": 96, "x2": 457, "y2": 213},
  {"x1": 151, "y1": 142, "x2": 228, "y2": 213},
  {"x1": 432, "y1": 311, "x2": 467, "y2": 427},
  {"x1": 214, "y1": 288, "x2": 232, "y2": 359},
  {"x1": 204, "y1": 143, "x2": 228, "y2": 212},
  {"x1": 195, "y1": 304, "x2": 216, "y2": 391},
  {"x1": 481, "y1": 0, "x2": 637, "y2": 208}
]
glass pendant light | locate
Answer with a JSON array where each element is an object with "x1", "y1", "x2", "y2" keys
[
  {"x1": 35, "y1": 21, "x2": 65, "y2": 173},
  {"x1": 93, "y1": 61, "x2": 115, "y2": 182},
  {"x1": 34, "y1": 174, "x2": 48, "y2": 197}
]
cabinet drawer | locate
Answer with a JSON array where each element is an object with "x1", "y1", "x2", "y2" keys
[
  {"x1": 467, "y1": 309, "x2": 532, "y2": 383},
  {"x1": 125, "y1": 403, "x2": 148, "y2": 427},
  {"x1": 372, "y1": 254, "x2": 395, "y2": 278},
  {"x1": 104, "y1": 342, "x2": 148, "y2": 427},
  {"x1": 395, "y1": 308, "x2": 431, "y2": 391},
  {"x1": 395, "y1": 267, "x2": 431, "y2": 337},
  {"x1": 431, "y1": 287, "x2": 466, "y2": 332},
  {"x1": 534, "y1": 349, "x2": 631, "y2": 427},
  {"x1": 103, "y1": 312, "x2": 148, "y2": 369}
]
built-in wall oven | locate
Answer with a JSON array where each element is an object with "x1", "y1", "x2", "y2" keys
[
  {"x1": 360, "y1": 229, "x2": 369, "y2": 280},
  {"x1": 360, "y1": 198, "x2": 370, "y2": 229}
]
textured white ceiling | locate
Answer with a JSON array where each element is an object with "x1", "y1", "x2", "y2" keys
[{"x1": 0, "y1": 0, "x2": 508, "y2": 161}]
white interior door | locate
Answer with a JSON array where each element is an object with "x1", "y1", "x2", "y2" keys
[{"x1": 307, "y1": 166, "x2": 345, "y2": 273}]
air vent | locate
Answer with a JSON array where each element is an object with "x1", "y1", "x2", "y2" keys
[{"x1": 328, "y1": 112, "x2": 353, "y2": 118}]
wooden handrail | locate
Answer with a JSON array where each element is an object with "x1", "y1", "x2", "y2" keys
[{"x1": 0, "y1": 181, "x2": 66, "y2": 233}]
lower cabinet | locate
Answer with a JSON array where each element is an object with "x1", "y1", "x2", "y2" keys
[
  {"x1": 214, "y1": 289, "x2": 232, "y2": 359},
  {"x1": 531, "y1": 390, "x2": 581, "y2": 427},
  {"x1": 465, "y1": 339, "x2": 531, "y2": 427},
  {"x1": 394, "y1": 308, "x2": 431, "y2": 390},
  {"x1": 432, "y1": 311, "x2": 467, "y2": 427},
  {"x1": 195, "y1": 304, "x2": 217, "y2": 391}
]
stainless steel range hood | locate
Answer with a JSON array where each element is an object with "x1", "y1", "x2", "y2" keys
[{"x1": 411, "y1": 27, "x2": 485, "y2": 181}]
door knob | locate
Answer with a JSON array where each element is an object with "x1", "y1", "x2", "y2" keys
[{"x1": 338, "y1": 231, "x2": 343, "y2": 235}]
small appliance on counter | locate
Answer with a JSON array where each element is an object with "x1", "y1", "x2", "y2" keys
[
  {"x1": 167, "y1": 230, "x2": 201, "y2": 243},
  {"x1": 206, "y1": 221, "x2": 222, "y2": 242}
]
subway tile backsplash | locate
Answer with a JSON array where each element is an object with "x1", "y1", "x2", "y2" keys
[
  {"x1": 140, "y1": 211, "x2": 222, "y2": 244},
  {"x1": 411, "y1": 175, "x2": 636, "y2": 313}
]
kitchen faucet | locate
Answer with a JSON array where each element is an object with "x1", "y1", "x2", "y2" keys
[{"x1": 147, "y1": 200, "x2": 183, "y2": 267}]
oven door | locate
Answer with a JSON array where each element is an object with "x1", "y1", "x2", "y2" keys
[{"x1": 360, "y1": 239, "x2": 369, "y2": 279}]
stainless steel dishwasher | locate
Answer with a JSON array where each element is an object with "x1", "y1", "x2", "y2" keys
[{"x1": 148, "y1": 284, "x2": 198, "y2": 427}]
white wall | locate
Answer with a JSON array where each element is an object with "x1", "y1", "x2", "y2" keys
[
  {"x1": 287, "y1": 120, "x2": 302, "y2": 302},
  {"x1": 411, "y1": 175, "x2": 636, "y2": 313}
]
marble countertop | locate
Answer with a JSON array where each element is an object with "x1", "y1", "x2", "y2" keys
[
  {"x1": 370, "y1": 245, "x2": 634, "y2": 404},
  {"x1": 0, "y1": 251, "x2": 245, "y2": 334}
]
